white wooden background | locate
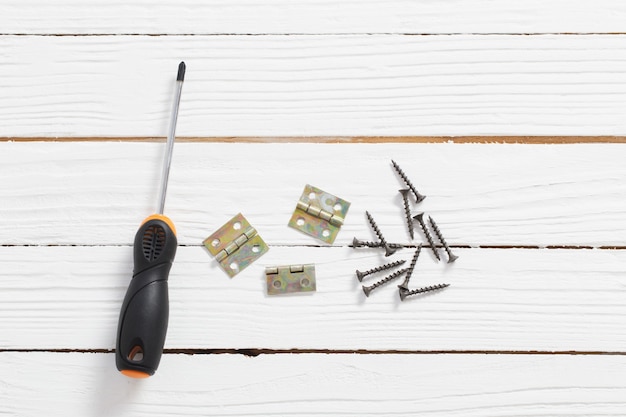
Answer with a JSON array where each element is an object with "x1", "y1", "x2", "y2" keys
[{"x1": 2, "y1": 2, "x2": 626, "y2": 416}]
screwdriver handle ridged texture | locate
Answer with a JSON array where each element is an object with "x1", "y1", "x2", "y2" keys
[
  {"x1": 116, "y1": 62, "x2": 185, "y2": 379},
  {"x1": 115, "y1": 215, "x2": 177, "y2": 377}
]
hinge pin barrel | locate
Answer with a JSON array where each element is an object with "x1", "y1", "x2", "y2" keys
[
  {"x1": 296, "y1": 201, "x2": 344, "y2": 226},
  {"x1": 215, "y1": 226, "x2": 257, "y2": 262}
]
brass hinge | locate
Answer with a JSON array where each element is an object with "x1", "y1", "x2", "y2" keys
[
  {"x1": 288, "y1": 184, "x2": 350, "y2": 244},
  {"x1": 265, "y1": 264, "x2": 316, "y2": 295},
  {"x1": 203, "y1": 213, "x2": 269, "y2": 277}
]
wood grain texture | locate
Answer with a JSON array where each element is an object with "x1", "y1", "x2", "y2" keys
[
  {"x1": 5, "y1": 2, "x2": 626, "y2": 414},
  {"x1": 3, "y1": 1, "x2": 626, "y2": 35},
  {"x1": 2, "y1": 246, "x2": 625, "y2": 351},
  {"x1": 2, "y1": 142, "x2": 625, "y2": 247},
  {"x1": 2, "y1": 352, "x2": 626, "y2": 416},
  {"x1": 4, "y1": 35, "x2": 626, "y2": 136}
]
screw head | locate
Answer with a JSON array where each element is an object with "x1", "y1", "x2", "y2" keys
[
  {"x1": 362, "y1": 285, "x2": 372, "y2": 297},
  {"x1": 399, "y1": 288, "x2": 409, "y2": 301},
  {"x1": 384, "y1": 245, "x2": 398, "y2": 257},
  {"x1": 356, "y1": 270, "x2": 365, "y2": 281},
  {"x1": 447, "y1": 254, "x2": 459, "y2": 263},
  {"x1": 413, "y1": 212, "x2": 425, "y2": 223}
]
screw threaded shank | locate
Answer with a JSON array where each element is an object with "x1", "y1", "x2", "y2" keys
[
  {"x1": 399, "y1": 189, "x2": 414, "y2": 240},
  {"x1": 362, "y1": 268, "x2": 408, "y2": 297},
  {"x1": 429, "y1": 216, "x2": 459, "y2": 263},
  {"x1": 356, "y1": 259, "x2": 407, "y2": 282},
  {"x1": 391, "y1": 160, "x2": 425, "y2": 203},
  {"x1": 398, "y1": 244, "x2": 422, "y2": 290},
  {"x1": 413, "y1": 213, "x2": 441, "y2": 261},
  {"x1": 352, "y1": 238, "x2": 408, "y2": 249},
  {"x1": 400, "y1": 283, "x2": 450, "y2": 301},
  {"x1": 365, "y1": 211, "x2": 397, "y2": 257}
]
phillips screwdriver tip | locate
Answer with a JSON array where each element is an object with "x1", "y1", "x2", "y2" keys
[{"x1": 177, "y1": 61, "x2": 186, "y2": 81}]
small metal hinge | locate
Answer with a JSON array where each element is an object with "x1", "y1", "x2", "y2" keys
[
  {"x1": 203, "y1": 213, "x2": 269, "y2": 277},
  {"x1": 265, "y1": 264, "x2": 316, "y2": 295},
  {"x1": 288, "y1": 184, "x2": 350, "y2": 244}
]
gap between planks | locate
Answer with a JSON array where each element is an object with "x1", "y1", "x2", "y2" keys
[
  {"x1": 2, "y1": 348, "x2": 625, "y2": 356},
  {"x1": 4, "y1": 32, "x2": 626, "y2": 36},
  {"x1": 3, "y1": 136, "x2": 626, "y2": 144},
  {"x1": 2, "y1": 244, "x2": 626, "y2": 250}
]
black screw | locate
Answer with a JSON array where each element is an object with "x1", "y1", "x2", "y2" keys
[
  {"x1": 391, "y1": 160, "x2": 425, "y2": 203},
  {"x1": 399, "y1": 189, "x2": 414, "y2": 240},
  {"x1": 365, "y1": 211, "x2": 397, "y2": 257},
  {"x1": 352, "y1": 238, "x2": 408, "y2": 249},
  {"x1": 399, "y1": 283, "x2": 450, "y2": 301},
  {"x1": 413, "y1": 212, "x2": 441, "y2": 261},
  {"x1": 356, "y1": 259, "x2": 407, "y2": 282},
  {"x1": 352, "y1": 237, "x2": 383, "y2": 248},
  {"x1": 362, "y1": 268, "x2": 408, "y2": 297},
  {"x1": 428, "y1": 216, "x2": 459, "y2": 263},
  {"x1": 397, "y1": 244, "x2": 422, "y2": 291}
]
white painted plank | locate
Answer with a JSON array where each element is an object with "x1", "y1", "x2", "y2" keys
[
  {"x1": 1, "y1": 142, "x2": 625, "y2": 247},
  {"x1": 2, "y1": 352, "x2": 625, "y2": 416},
  {"x1": 3, "y1": 1, "x2": 626, "y2": 35},
  {"x1": 3, "y1": 35, "x2": 626, "y2": 136},
  {"x1": 2, "y1": 246, "x2": 625, "y2": 351}
]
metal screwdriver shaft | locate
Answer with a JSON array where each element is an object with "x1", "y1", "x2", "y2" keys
[
  {"x1": 157, "y1": 61, "x2": 186, "y2": 214},
  {"x1": 116, "y1": 62, "x2": 186, "y2": 379}
]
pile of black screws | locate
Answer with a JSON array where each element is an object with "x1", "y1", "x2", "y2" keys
[{"x1": 353, "y1": 160, "x2": 457, "y2": 301}]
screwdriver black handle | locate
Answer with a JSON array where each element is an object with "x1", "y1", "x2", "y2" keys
[{"x1": 116, "y1": 215, "x2": 177, "y2": 378}]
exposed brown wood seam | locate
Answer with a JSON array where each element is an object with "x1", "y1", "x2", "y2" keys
[
  {"x1": 3, "y1": 136, "x2": 626, "y2": 144},
  {"x1": 1, "y1": 348, "x2": 624, "y2": 356},
  {"x1": 3, "y1": 32, "x2": 626, "y2": 37}
]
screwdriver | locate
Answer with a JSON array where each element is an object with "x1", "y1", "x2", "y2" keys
[{"x1": 115, "y1": 61, "x2": 185, "y2": 378}]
